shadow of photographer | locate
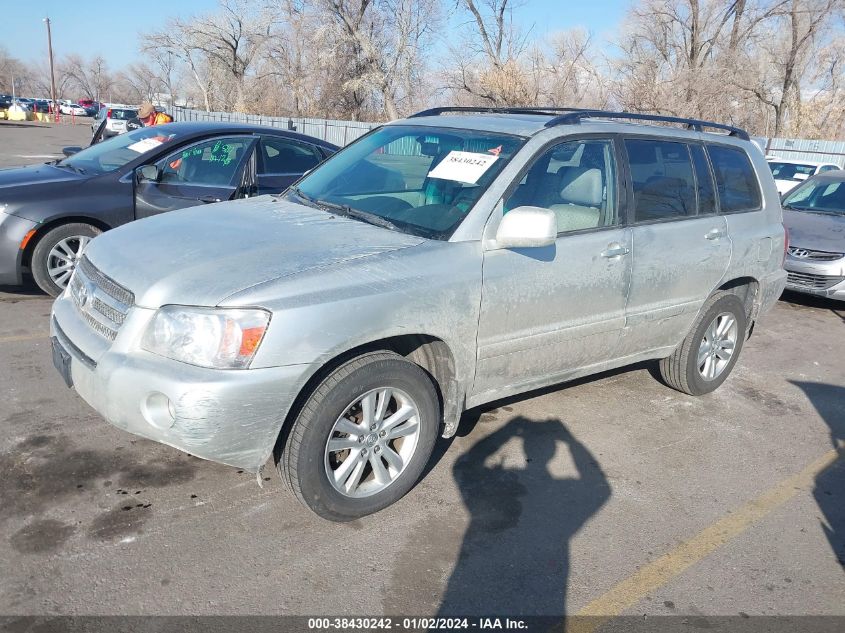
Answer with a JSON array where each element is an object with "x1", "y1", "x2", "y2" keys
[{"x1": 437, "y1": 415, "x2": 611, "y2": 617}]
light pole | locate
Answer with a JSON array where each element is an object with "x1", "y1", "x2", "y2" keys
[{"x1": 43, "y1": 17, "x2": 58, "y2": 123}]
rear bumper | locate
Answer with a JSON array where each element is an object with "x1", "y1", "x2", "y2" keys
[
  {"x1": 0, "y1": 211, "x2": 36, "y2": 286},
  {"x1": 757, "y1": 268, "x2": 788, "y2": 315}
]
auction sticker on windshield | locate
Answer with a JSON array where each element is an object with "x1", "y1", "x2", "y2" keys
[
  {"x1": 127, "y1": 138, "x2": 165, "y2": 154},
  {"x1": 427, "y1": 151, "x2": 498, "y2": 184}
]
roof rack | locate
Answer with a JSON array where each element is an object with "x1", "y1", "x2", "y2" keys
[
  {"x1": 408, "y1": 106, "x2": 592, "y2": 118},
  {"x1": 544, "y1": 110, "x2": 750, "y2": 140}
]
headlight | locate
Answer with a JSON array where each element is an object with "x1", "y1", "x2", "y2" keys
[{"x1": 142, "y1": 306, "x2": 271, "y2": 369}]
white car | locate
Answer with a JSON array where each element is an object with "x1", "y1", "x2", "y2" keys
[
  {"x1": 766, "y1": 156, "x2": 841, "y2": 195},
  {"x1": 59, "y1": 102, "x2": 87, "y2": 116}
]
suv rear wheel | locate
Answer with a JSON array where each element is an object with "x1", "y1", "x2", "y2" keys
[
  {"x1": 659, "y1": 292, "x2": 747, "y2": 396},
  {"x1": 278, "y1": 351, "x2": 439, "y2": 521}
]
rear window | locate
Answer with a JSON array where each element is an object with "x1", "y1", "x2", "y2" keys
[
  {"x1": 707, "y1": 145, "x2": 762, "y2": 213},
  {"x1": 110, "y1": 109, "x2": 138, "y2": 120}
]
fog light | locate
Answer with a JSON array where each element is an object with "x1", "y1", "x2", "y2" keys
[{"x1": 142, "y1": 392, "x2": 176, "y2": 429}]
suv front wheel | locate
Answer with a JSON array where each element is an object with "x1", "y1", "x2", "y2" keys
[
  {"x1": 659, "y1": 292, "x2": 748, "y2": 396},
  {"x1": 278, "y1": 351, "x2": 439, "y2": 521}
]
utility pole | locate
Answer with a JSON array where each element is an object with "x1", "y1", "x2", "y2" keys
[{"x1": 43, "y1": 17, "x2": 58, "y2": 123}]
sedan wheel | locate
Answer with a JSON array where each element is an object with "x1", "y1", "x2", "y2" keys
[
  {"x1": 47, "y1": 235, "x2": 92, "y2": 290},
  {"x1": 31, "y1": 222, "x2": 101, "y2": 297}
]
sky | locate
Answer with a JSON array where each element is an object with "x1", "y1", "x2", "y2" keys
[{"x1": 4, "y1": 0, "x2": 631, "y2": 70}]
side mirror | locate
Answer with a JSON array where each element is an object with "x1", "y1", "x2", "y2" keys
[
  {"x1": 137, "y1": 164, "x2": 160, "y2": 183},
  {"x1": 62, "y1": 146, "x2": 82, "y2": 157},
  {"x1": 495, "y1": 206, "x2": 557, "y2": 249}
]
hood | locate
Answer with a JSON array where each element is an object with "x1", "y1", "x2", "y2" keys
[
  {"x1": 783, "y1": 208, "x2": 845, "y2": 253},
  {"x1": 84, "y1": 196, "x2": 426, "y2": 308},
  {"x1": 0, "y1": 164, "x2": 84, "y2": 193}
]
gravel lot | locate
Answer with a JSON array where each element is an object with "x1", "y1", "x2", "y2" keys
[{"x1": 0, "y1": 121, "x2": 843, "y2": 626}]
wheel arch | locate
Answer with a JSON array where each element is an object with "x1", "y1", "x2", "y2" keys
[
  {"x1": 273, "y1": 334, "x2": 462, "y2": 466},
  {"x1": 22, "y1": 215, "x2": 112, "y2": 268},
  {"x1": 716, "y1": 276, "x2": 760, "y2": 326}
]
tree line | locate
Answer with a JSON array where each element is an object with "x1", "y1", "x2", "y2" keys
[{"x1": 1, "y1": 0, "x2": 843, "y2": 138}]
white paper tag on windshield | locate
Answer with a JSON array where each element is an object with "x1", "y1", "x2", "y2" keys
[
  {"x1": 127, "y1": 138, "x2": 164, "y2": 154},
  {"x1": 427, "y1": 151, "x2": 498, "y2": 184}
]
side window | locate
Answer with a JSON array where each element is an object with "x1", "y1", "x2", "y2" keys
[
  {"x1": 259, "y1": 137, "x2": 322, "y2": 175},
  {"x1": 706, "y1": 145, "x2": 762, "y2": 213},
  {"x1": 819, "y1": 165, "x2": 840, "y2": 173},
  {"x1": 690, "y1": 145, "x2": 716, "y2": 215},
  {"x1": 504, "y1": 139, "x2": 617, "y2": 234},
  {"x1": 159, "y1": 137, "x2": 252, "y2": 186},
  {"x1": 625, "y1": 139, "x2": 696, "y2": 221}
]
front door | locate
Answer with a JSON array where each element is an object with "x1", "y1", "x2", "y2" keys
[
  {"x1": 135, "y1": 136, "x2": 257, "y2": 219},
  {"x1": 472, "y1": 137, "x2": 632, "y2": 402}
]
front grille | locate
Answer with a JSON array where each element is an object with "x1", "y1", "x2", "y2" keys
[
  {"x1": 69, "y1": 256, "x2": 134, "y2": 341},
  {"x1": 787, "y1": 246, "x2": 844, "y2": 262},
  {"x1": 786, "y1": 271, "x2": 845, "y2": 290}
]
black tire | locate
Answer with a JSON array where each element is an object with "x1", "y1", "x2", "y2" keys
[
  {"x1": 659, "y1": 292, "x2": 748, "y2": 396},
  {"x1": 279, "y1": 351, "x2": 440, "y2": 521},
  {"x1": 31, "y1": 223, "x2": 101, "y2": 297}
]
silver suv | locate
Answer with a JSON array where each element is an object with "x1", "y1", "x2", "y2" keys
[{"x1": 50, "y1": 108, "x2": 787, "y2": 520}]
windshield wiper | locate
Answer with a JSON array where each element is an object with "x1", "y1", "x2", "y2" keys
[
  {"x1": 54, "y1": 162, "x2": 86, "y2": 175},
  {"x1": 290, "y1": 187, "x2": 400, "y2": 231},
  {"x1": 317, "y1": 199, "x2": 400, "y2": 232}
]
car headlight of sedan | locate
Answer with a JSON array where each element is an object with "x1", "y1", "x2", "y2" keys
[{"x1": 142, "y1": 306, "x2": 271, "y2": 369}]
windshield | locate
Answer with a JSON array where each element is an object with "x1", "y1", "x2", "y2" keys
[
  {"x1": 110, "y1": 109, "x2": 138, "y2": 120},
  {"x1": 287, "y1": 124, "x2": 525, "y2": 240},
  {"x1": 783, "y1": 179, "x2": 845, "y2": 215},
  {"x1": 768, "y1": 161, "x2": 815, "y2": 182},
  {"x1": 58, "y1": 127, "x2": 180, "y2": 176}
]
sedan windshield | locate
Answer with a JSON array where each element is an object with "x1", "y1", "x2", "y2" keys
[
  {"x1": 768, "y1": 161, "x2": 815, "y2": 182},
  {"x1": 287, "y1": 124, "x2": 525, "y2": 239},
  {"x1": 58, "y1": 127, "x2": 180, "y2": 176},
  {"x1": 783, "y1": 179, "x2": 845, "y2": 215}
]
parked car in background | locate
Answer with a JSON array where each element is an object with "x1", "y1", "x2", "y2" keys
[
  {"x1": 60, "y1": 101, "x2": 87, "y2": 116},
  {"x1": 91, "y1": 107, "x2": 139, "y2": 138},
  {"x1": 781, "y1": 171, "x2": 845, "y2": 300},
  {"x1": 767, "y1": 156, "x2": 841, "y2": 195},
  {"x1": 0, "y1": 122, "x2": 337, "y2": 296},
  {"x1": 49, "y1": 108, "x2": 787, "y2": 521}
]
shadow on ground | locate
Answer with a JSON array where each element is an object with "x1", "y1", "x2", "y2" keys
[
  {"x1": 792, "y1": 381, "x2": 845, "y2": 569},
  {"x1": 780, "y1": 291, "x2": 845, "y2": 323},
  {"x1": 437, "y1": 415, "x2": 610, "y2": 617}
]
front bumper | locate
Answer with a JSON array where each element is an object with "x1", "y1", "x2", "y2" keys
[
  {"x1": 51, "y1": 292, "x2": 311, "y2": 472},
  {"x1": 784, "y1": 258, "x2": 845, "y2": 301},
  {"x1": 0, "y1": 211, "x2": 37, "y2": 285}
]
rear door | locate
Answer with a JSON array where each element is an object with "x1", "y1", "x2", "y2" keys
[
  {"x1": 135, "y1": 135, "x2": 257, "y2": 219},
  {"x1": 255, "y1": 135, "x2": 325, "y2": 194},
  {"x1": 618, "y1": 138, "x2": 731, "y2": 355}
]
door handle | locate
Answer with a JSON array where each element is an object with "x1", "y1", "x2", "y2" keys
[
  {"x1": 705, "y1": 228, "x2": 725, "y2": 240},
  {"x1": 601, "y1": 243, "x2": 630, "y2": 258},
  {"x1": 199, "y1": 195, "x2": 221, "y2": 204}
]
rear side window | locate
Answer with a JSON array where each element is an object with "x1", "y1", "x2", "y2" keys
[
  {"x1": 259, "y1": 137, "x2": 322, "y2": 175},
  {"x1": 707, "y1": 145, "x2": 761, "y2": 213},
  {"x1": 625, "y1": 139, "x2": 696, "y2": 221},
  {"x1": 690, "y1": 145, "x2": 716, "y2": 215}
]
